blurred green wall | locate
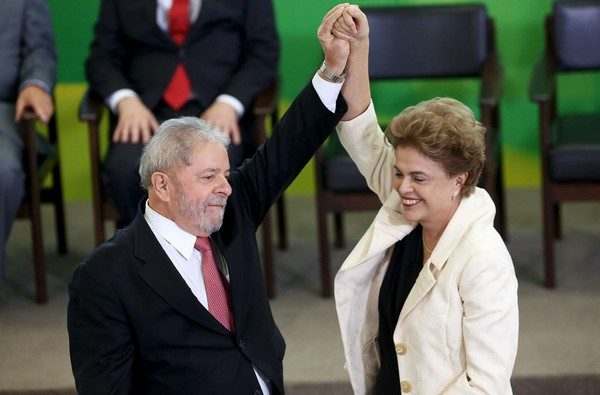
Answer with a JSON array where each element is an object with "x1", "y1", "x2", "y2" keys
[{"x1": 47, "y1": 0, "x2": 600, "y2": 201}]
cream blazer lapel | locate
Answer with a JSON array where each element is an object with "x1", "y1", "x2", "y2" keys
[{"x1": 397, "y1": 188, "x2": 496, "y2": 325}]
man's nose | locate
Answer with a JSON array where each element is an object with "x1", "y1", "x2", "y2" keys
[{"x1": 217, "y1": 177, "x2": 232, "y2": 196}]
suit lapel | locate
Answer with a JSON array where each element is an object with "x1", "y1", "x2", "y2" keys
[
  {"x1": 398, "y1": 263, "x2": 437, "y2": 324},
  {"x1": 397, "y1": 191, "x2": 489, "y2": 324},
  {"x1": 187, "y1": 0, "x2": 229, "y2": 42},
  {"x1": 133, "y1": 214, "x2": 229, "y2": 335},
  {"x1": 145, "y1": 0, "x2": 177, "y2": 46}
]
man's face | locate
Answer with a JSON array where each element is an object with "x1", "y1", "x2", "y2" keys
[{"x1": 169, "y1": 141, "x2": 232, "y2": 236}]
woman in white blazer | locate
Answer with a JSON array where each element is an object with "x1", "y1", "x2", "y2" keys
[{"x1": 331, "y1": 6, "x2": 518, "y2": 394}]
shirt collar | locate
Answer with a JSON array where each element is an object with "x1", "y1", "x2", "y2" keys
[{"x1": 144, "y1": 200, "x2": 197, "y2": 260}]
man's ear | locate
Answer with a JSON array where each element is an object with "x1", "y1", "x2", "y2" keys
[{"x1": 151, "y1": 172, "x2": 172, "y2": 202}]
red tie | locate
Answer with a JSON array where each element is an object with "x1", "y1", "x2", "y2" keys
[
  {"x1": 163, "y1": 0, "x2": 192, "y2": 110},
  {"x1": 195, "y1": 237, "x2": 235, "y2": 332}
]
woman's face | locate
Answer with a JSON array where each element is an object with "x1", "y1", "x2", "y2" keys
[{"x1": 393, "y1": 146, "x2": 466, "y2": 230}]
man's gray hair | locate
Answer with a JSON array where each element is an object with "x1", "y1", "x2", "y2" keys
[{"x1": 139, "y1": 117, "x2": 230, "y2": 190}]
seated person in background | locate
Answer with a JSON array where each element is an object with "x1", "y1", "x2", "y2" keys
[
  {"x1": 0, "y1": 0, "x2": 56, "y2": 278},
  {"x1": 68, "y1": 4, "x2": 353, "y2": 394},
  {"x1": 86, "y1": 0, "x2": 280, "y2": 226},
  {"x1": 331, "y1": 5, "x2": 518, "y2": 394}
]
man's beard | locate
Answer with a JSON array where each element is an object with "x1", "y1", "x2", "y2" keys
[{"x1": 176, "y1": 186, "x2": 227, "y2": 235}]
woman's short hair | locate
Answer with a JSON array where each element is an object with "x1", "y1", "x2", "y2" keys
[
  {"x1": 385, "y1": 97, "x2": 486, "y2": 197},
  {"x1": 139, "y1": 116, "x2": 231, "y2": 190}
]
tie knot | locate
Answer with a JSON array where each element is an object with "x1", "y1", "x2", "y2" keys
[{"x1": 194, "y1": 237, "x2": 211, "y2": 254}]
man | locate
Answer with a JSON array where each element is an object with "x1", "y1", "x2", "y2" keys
[
  {"x1": 0, "y1": 0, "x2": 56, "y2": 277},
  {"x1": 86, "y1": 0, "x2": 280, "y2": 226},
  {"x1": 68, "y1": 4, "x2": 355, "y2": 394}
]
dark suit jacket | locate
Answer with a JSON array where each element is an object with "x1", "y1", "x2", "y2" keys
[
  {"x1": 68, "y1": 82, "x2": 347, "y2": 394},
  {"x1": 86, "y1": 0, "x2": 279, "y2": 111},
  {"x1": 0, "y1": 0, "x2": 56, "y2": 102}
]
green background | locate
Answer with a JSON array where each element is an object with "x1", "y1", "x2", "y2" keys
[{"x1": 47, "y1": 0, "x2": 600, "y2": 201}]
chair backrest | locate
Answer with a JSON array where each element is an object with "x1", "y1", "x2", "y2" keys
[
  {"x1": 366, "y1": 4, "x2": 490, "y2": 80},
  {"x1": 551, "y1": 0, "x2": 600, "y2": 71}
]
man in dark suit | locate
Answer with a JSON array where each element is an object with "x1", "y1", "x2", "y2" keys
[
  {"x1": 0, "y1": 0, "x2": 56, "y2": 278},
  {"x1": 68, "y1": 4, "x2": 354, "y2": 394},
  {"x1": 86, "y1": 0, "x2": 280, "y2": 226}
]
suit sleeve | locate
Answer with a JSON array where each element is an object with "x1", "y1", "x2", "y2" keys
[
  {"x1": 219, "y1": 0, "x2": 279, "y2": 108},
  {"x1": 85, "y1": 0, "x2": 133, "y2": 100},
  {"x1": 67, "y1": 262, "x2": 135, "y2": 395},
  {"x1": 19, "y1": 0, "x2": 57, "y2": 90},
  {"x1": 232, "y1": 82, "x2": 346, "y2": 227}
]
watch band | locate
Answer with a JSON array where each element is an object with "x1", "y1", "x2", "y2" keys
[{"x1": 319, "y1": 61, "x2": 347, "y2": 83}]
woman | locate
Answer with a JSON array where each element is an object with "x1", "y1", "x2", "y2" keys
[{"x1": 332, "y1": 5, "x2": 518, "y2": 394}]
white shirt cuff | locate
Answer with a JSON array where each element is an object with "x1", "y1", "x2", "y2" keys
[
  {"x1": 107, "y1": 89, "x2": 138, "y2": 114},
  {"x1": 216, "y1": 94, "x2": 244, "y2": 117},
  {"x1": 311, "y1": 73, "x2": 343, "y2": 113}
]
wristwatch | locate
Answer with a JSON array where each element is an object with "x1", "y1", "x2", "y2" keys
[{"x1": 319, "y1": 61, "x2": 347, "y2": 83}]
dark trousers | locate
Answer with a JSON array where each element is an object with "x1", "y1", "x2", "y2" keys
[{"x1": 105, "y1": 99, "x2": 258, "y2": 227}]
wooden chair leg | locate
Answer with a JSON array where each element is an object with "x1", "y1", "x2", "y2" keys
[
  {"x1": 334, "y1": 212, "x2": 345, "y2": 249},
  {"x1": 317, "y1": 202, "x2": 332, "y2": 297},
  {"x1": 553, "y1": 203, "x2": 561, "y2": 239},
  {"x1": 52, "y1": 163, "x2": 67, "y2": 255},
  {"x1": 261, "y1": 210, "x2": 276, "y2": 299},
  {"x1": 276, "y1": 195, "x2": 287, "y2": 250},
  {"x1": 542, "y1": 190, "x2": 556, "y2": 288},
  {"x1": 31, "y1": 205, "x2": 47, "y2": 304},
  {"x1": 23, "y1": 122, "x2": 47, "y2": 304}
]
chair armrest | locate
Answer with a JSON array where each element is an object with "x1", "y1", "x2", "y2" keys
[
  {"x1": 20, "y1": 104, "x2": 58, "y2": 145},
  {"x1": 529, "y1": 53, "x2": 556, "y2": 103},
  {"x1": 78, "y1": 89, "x2": 104, "y2": 122},
  {"x1": 480, "y1": 53, "x2": 503, "y2": 107},
  {"x1": 252, "y1": 81, "x2": 279, "y2": 117},
  {"x1": 21, "y1": 108, "x2": 39, "y2": 122}
]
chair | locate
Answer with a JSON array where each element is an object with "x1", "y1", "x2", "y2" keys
[
  {"x1": 314, "y1": 135, "x2": 381, "y2": 298},
  {"x1": 17, "y1": 107, "x2": 68, "y2": 304},
  {"x1": 314, "y1": 3, "x2": 504, "y2": 297},
  {"x1": 78, "y1": 83, "x2": 286, "y2": 298},
  {"x1": 529, "y1": 0, "x2": 600, "y2": 288}
]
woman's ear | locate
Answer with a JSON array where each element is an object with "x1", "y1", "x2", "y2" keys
[{"x1": 455, "y1": 172, "x2": 468, "y2": 194}]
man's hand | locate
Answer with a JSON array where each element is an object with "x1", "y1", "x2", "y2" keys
[
  {"x1": 114, "y1": 96, "x2": 159, "y2": 144},
  {"x1": 200, "y1": 101, "x2": 241, "y2": 145},
  {"x1": 317, "y1": 3, "x2": 352, "y2": 76},
  {"x1": 333, "y1": 5, "x2": 369, "y2": 46},
  {"x1": 15, "y1": 85, "x2": 54, "y2": 123}
]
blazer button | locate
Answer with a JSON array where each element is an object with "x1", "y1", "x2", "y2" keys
[
  {"x1": 400, "y1": 380, "x2": 412, "y2": 393},
  {"x1": 238, "y1": 339, "x2": 245, "y2": 349},
  {"x1": 395, "y1": 342, "x2": 407, "y2": 355},
  {"x1": 253, "y1": 390, "x2": 263, "y2": 395},
  {"x1": 178, "y1": 48, "x2": 185, "y2": 58}
]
